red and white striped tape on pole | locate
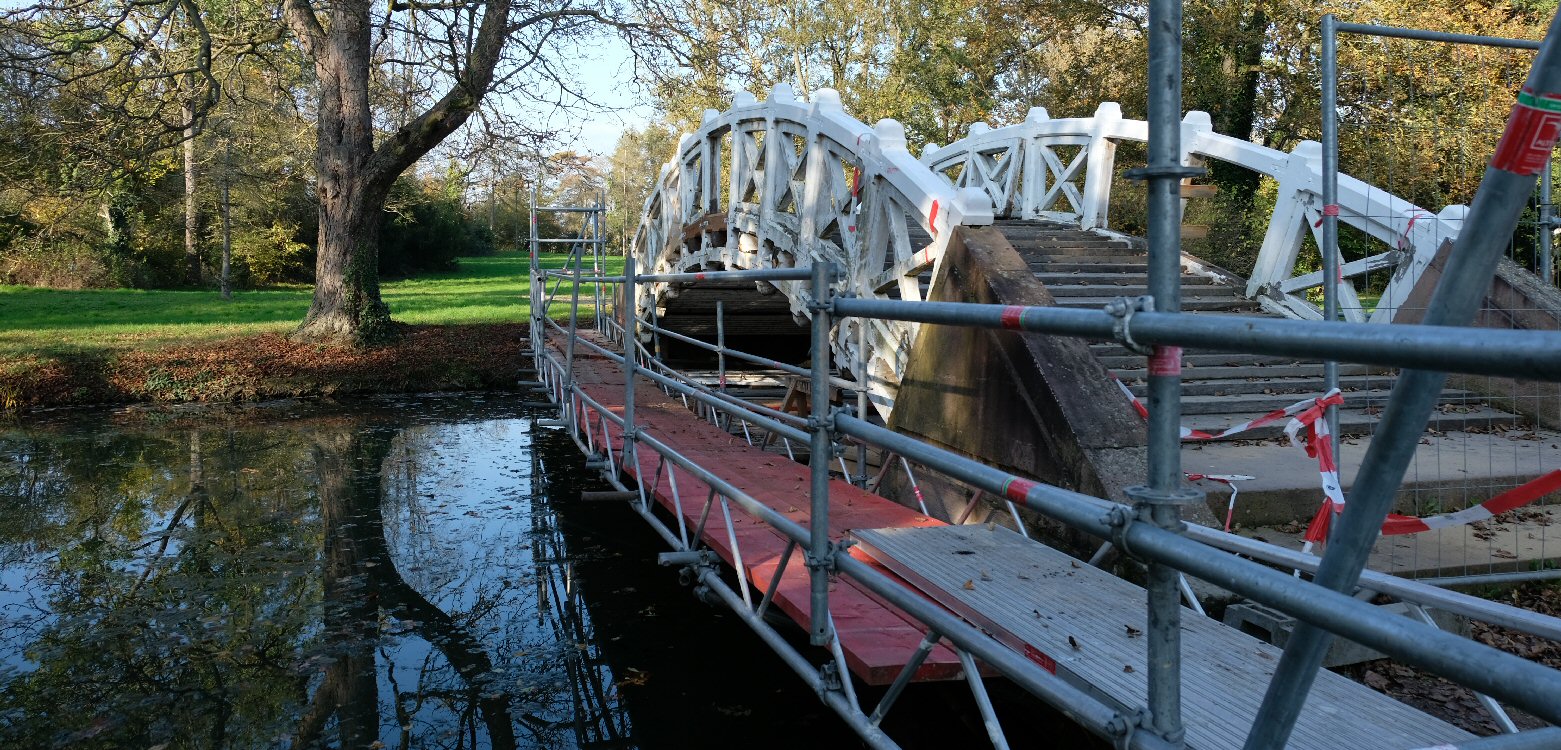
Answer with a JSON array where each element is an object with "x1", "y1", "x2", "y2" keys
[
  {"x1": 1110, "y1": 373, "x2": 1561, "y2": 546},
  {"x1": 1284, "y1": 391, "x2": 1346, "y2": 553},
  {"x1": 1110, "y1": 374, "x2": 1342, "y2": 531},
  {"x1": 1187, "y1": 473, "x2": 1257, "y2": 532}
]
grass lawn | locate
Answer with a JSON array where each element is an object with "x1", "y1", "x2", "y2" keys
[{"x1": 0, "y1": 252, "x2": 621, "y2": 360}]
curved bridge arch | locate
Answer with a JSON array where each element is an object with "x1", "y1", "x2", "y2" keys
[
  {"x1": 633, "y1": 93, "x2": 1469, "y2": 419},
  {"x1": 631, "y1": 83, "x2": 992, "y2": 417}
]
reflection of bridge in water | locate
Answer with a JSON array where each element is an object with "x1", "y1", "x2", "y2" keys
[{"x1": 527, "y1": 18, "x2": 1561, "y2": 750}]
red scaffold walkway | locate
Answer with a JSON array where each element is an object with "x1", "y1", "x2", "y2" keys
[{"x1": 559, "y1": 334, "x2": 963, "y2": 685}]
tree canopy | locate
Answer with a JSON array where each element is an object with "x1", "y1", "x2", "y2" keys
[
  {"x1": 0, "y1": 0, "x2": 623, "y2": 344},
  {"x1": 610, "y1": 0, "x2": 1556, "y2": 279}
]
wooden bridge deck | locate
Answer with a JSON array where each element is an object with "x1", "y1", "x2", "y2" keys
[
  {"x1": 852, "y1": 524, "x2": 1474, "y2": 750},
  {"x1": 560, "y1": 337, "x2": 962, "y2": 685}
]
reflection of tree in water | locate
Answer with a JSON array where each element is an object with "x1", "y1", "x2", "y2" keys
[
  {"x1": 369, "y1": 419, "x2": 634, "y2": 748},
  {"x1": 297, "y1": 426, "x2": 517, "y2": 749},
  {"x1": 0, "y1": 424, "x2": 323, "y2": 747},
  {"x1": 0, "y1": 404, "x2": 632, "y2": 749}
]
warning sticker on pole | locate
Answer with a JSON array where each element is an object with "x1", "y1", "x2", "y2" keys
[
  {"x1": 1148, "y1": 346, "x2": 1182, "y2": 376},
  {"x1": 1491, "y1": 88, "x2": 1561, "y2": 176}
]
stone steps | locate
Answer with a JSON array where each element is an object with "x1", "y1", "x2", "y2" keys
[
  {"x1": 1035, "y1": 272, "x2": 1219, "y2": 286},
  {"x1": 1034, "y1": 262, "x2": 1153, "y2": 274},
  {"x1": 998, "y1": 220, "x2": 1531, "y2": 444},
  {"x1": 1183, "y1": 403, "x2": 1521, "y2": 440},
  {"x1": 1167, "y1": 389, "x2": 1483, "y2": 417},
  {"x1": 979, "y1": 218, "x2": 1552, "y2": 534},
  {"x1": 1051, "y1": 296, "x2": 1261, "y2": 312},
  {"x1": 1120, "y1": 374, "x2": 1403, "y2": 396},
  {"x1": 1111, "y1": 362, "x2": 1382, "y2": 382},
  {"x1": 1046, "y1": 284, "x2": 1242, "y2": 298},
  {"x1": 1096, "y1": 352, "x2": 1317, "y2": 369}
]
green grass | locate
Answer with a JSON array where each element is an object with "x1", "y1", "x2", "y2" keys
[{"x1": 0, "y1": 252, "x2": 620, "y2": 359}]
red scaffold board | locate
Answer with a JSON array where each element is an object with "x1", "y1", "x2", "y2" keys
[{"x1": 559, "y1": 338, "x2": 964, "y2": 685}]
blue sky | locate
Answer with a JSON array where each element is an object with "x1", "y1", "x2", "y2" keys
[{"x1": 547, "y1": 37, "x2": 657, "y2": 158}]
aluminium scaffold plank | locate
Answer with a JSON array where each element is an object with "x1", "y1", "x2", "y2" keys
[
  {"x1": 559, "y1": 337, "x2": 965, "y2": 685},
  {"x1": 851, "y1": 524, "x2": 1475, "y2": 750}
]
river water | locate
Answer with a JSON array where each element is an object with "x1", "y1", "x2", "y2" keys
[{"x1": 0, "y1": 394, "x2": 1089, "y2": 749}]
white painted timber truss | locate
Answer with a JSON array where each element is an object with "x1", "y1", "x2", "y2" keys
[
  {"x1": 631, "y1": 84, "x2": 993, "y2": 418},
  {"x1": 921, "y1": 103, "x2": 1466, "y2": 324},
  {"x1": 634, "y1": 94, "x2": 1466, "y2": 420}
]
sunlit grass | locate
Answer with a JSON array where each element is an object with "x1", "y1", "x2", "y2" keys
[{"x1": 0, "y1": 252, "x2": 621, "y2": 359}]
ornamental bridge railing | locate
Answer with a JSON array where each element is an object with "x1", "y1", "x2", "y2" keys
[
  {"x1": 632, "y1": 84, "x2": 991, "y2": 418},
  {"x1": 920, "y1": 103, "x2": 1465, "y2": 325},
  {"x1": 633, "y1": 88, "x2": 1470, "y2": 419}
]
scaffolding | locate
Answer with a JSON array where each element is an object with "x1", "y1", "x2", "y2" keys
[{"x1": 521, "y1": 8, "x2": 1561, "y2": 749}]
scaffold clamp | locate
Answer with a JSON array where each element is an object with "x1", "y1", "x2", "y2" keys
[{"x1": 1105, "y1": 295, "x2": 1156, "y2": 355}]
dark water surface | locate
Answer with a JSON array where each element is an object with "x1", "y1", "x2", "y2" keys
[{"x1": 0, "y1": 394, "x2": 1086, "y2": 749}]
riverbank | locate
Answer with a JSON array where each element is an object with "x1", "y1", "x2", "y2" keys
[
  {"x1": 0, "y1": 252, "x2": 619, "y2": 413},
  {"x1": 0, "y1": 322, "x2": 532, "y2": 412}
]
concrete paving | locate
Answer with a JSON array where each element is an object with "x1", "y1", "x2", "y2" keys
[
  {"x1": 1184, "y1": 427, "x2": 1561, "y2": 528},
  {"x1": 1183, "y1": 426, "x2": 1561, "y2": 578},
  {"x1": 1241, "y1": 505, "x2": 1561, "y2": 580}
]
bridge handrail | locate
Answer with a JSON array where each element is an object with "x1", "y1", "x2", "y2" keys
[{"x1": 921, "y1": 104, "x2": 1467, "y2": 324}]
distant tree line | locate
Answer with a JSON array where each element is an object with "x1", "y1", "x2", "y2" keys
[{"x1": 0, "y1": 150, "x2": 501, "y2": 290}]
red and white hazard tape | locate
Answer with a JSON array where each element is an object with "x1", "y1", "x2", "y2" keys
[
  {"x1": 1304, "y1": 469, "x2": 1561, "y2": 551},
  {"x1": 1111, "y1": 373, "x2": 1343, "y2": 531},
  {"x1": 1397, "y1": 211, "x2": 1432, "y2": 251},
  {"x1": 1379, "y1": 469, "x2": 1561, "y2": 536},
  {"x1": 1110, "y1": 374, "x2": 1342, "y2": 443},
  {"x1": 1286, "y1": 391, "x2": 1346, "y2": 553},
  {"x1": 1111, "y1": 371, "x2": 1561, "y2": 546}
]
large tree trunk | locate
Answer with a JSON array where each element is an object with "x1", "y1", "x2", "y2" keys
[
  {"x1": 293, "y1": 0, "x2": 395, "y2": 344},
  {"x1": 284, "y1": 0, "x2": 519, "y2": 345},
  {"x1": 220, "y1": 140, "x2": 232, "y2": 300},
  {"x1": 296, "y1": 175, "x2": 394, "y2": 343},
  {"x1": 294, "y1": 428, "x2": 386, "y2": 748},
  {"x1": 295, "y1": 425, "x2": 518, "y2": 749}
]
